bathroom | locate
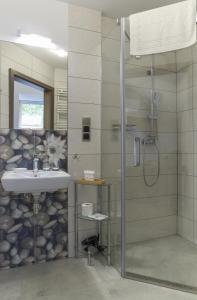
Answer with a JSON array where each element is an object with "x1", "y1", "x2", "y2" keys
[{"x1": 0, "y1": 0, "x2": 197, "y2": 299}]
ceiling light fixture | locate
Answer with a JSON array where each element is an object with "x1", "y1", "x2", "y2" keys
[
  {"x1": 16, "y1": 33, "x2": 56, "y2": 49},
  {"x1": 50, "y1": 48, "x2": 68, "y2": 58}
]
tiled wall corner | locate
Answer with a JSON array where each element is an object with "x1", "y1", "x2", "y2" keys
[{"x1": 67, "y1": 4, "x2": 102, "y2": 257}]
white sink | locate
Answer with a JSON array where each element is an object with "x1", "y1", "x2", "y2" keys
[{"x1": 1, "y1": 170, "x2": 71, "y2": 193}]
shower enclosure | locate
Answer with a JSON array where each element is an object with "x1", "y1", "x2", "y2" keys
[{"x1": 101, "y1": 16, "x2": 197, "y2": 294}]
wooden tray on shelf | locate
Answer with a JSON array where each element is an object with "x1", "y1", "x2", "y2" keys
[{"x1": 79, "y1": 178, "x2": 106, "y2": 185}]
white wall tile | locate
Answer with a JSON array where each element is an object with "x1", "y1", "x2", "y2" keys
[
  {"x1": 178, "y1": 175, "x2": 193, "y2": 198},
  {"x1": 125, "y1": 175, "x2": 177, "y2": 199},
  {"x1": 125, "y1": 216, "x2": 177, "y2": 244},
  {"x1": 126, "y1": 196, "x2": 177, "y2": 222},
  {"x1": 178, "y1": 196, "x2": 194, "y2": 220},
  {"x1": 0, "y1": 114, "x2": 9, "y2": 128},
  {"x1": 68, "y1": 128, "x2": 101, "y2": 155},
  {"x1": 178, "y1": 132, "x2": 193, "y2": 154},
  {"x1": 102, "y1": 82, "x2": 120, "y2": 107},
  {"x1": 101, "y1": 154, "x2": 121, "y2": 178},
  {"x1": 193, "y1": 222, "x2": 197, "y2": 244},
  {"x1": 31, "y1": 71, "x2": 54, "y2": 87},
  {"x1": 1, "y1": 42, "x2": 33, "y2": 69},
  {"x1": 68, "y1": 102, "x2": 101, "y2": 129},
  {"x1": 158, "y1": 112, "x2": 177, "y2": 133},
  {"x1": 125, "y1": 65, "x2": 152, "y2": 89},
  {"x1": 102, "y1": 60, "x2": 119, "y2": 84},
  {"x1": 68, "y1": 77, "x2": 101, "y2": 105},
  {"x1": 68, "y1": 52, "x2": 101, "y2": 80},
  {"x1": 193, "y1": 109, "x2": 197, "y2": 130},
  {"x1": 194, "y1": 200, "x2": 197, "y2": 221},
  {"x1": 193, "y1": 85, "x2": 197, "y2": 109},
  {"x1": 157, "y1": 90, "x2": 176, "y2": 113},
  {"x1": 176, "y1": 46, "x2": 193, "y2": 71},
  {"x1": 193, "y1": 177, "x2": 197, "y2": 200},
  {"x1": 68, "y1": 154, "x2": 101, "y2": 179},
  {"x1": 178, "y1": 154, "x2": 194, "y2": 176},
  {"x1": 32, "y1": 57, "x2": 54, "y2": 81},
  {"x1": 0, "y1": 94, "x2": 9, "y2": 115},
  {"x1": 102, "y1": 38, "x2": 120, "y2": 62},
  {"x1": 101, "y1": 106, "x2": 120, "y2": 130},
  {"x1": 177, "y1": 65, "x2": 193, "y2": 91},
  {"x1": 178, "y1": 216, "x2": 194, "y2": 242},
  {"x1": 125, "y1": 48, "x2": 152, "y2": 68},
  {"x1": 158, "y1": 133, "x2": 177, "y2": 154},
  {"x1": 193, "y1": 131, "x2": 197, "y2": 153},
  {"x1": 68, "y1": 4, "x2": 101, "y2": 32},
  {"x1": 193, "y1": 154, "x2": 197, "y2": 176},
  {"x1": 69, "y1": 27, "x2": 101, "y2": 56},
  {"x1": 154, "y1": 52, "x2": 176, "y2": 72},
  {"x1": 1, "y1": 56, "x2": 32, "y2": 77},
  {"x1": 102, "y1": 17, "x2": 120, "y2": 40},
  {"x1": 0, "y1": 74, "x2": 9, "y2": 96},
  {"x1": 101, "y1": 130, "x2": 121, "y2": 154},
  {"x1": 178, "y1": 110, "x2": 193, "y2": 132},
  {"x1": 154, "y1": 71, "x2": 176, "y2": 92},
  {"x1": 177, "y1": 88, "x2": 193, "y2": 112}
]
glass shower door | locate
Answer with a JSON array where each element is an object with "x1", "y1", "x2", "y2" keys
[{"x1": 121, "y1": 16, "x2": 180, "y2": 289}]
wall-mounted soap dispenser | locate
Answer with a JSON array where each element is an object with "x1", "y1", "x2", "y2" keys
[{"x1": 82, "y1": 117, "x2": 91, "y2": 141}]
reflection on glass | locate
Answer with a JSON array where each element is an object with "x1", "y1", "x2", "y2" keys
[{"x1": 14, "y1": 78, "x2": 45, "y2": 129}]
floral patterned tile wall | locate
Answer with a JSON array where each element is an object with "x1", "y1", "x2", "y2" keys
[{"x1": 0, "y1": 129, "x2": 68, "y2": 270}]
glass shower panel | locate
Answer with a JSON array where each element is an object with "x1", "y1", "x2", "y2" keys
[
  {"x1": 101, "y1": 17, "x2": 121, "y2": 271},
  {"x1": 124, "y1": 16, "x2": 179, "y2": 285}
]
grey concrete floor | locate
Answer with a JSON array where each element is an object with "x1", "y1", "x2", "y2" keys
[
  {"x1": 0, "y1": 257, "x2": 197, "y2": 300},
  {"x1": 126, "y1": 235, "x2": 197, "y2": 288}
]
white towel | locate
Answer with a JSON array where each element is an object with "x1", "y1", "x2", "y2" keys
[{"x1": 129, "y1": 0, "x2": 196, "y2": 55}]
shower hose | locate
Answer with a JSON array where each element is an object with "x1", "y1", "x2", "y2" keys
[{"x1": 142, "y1": 137, "x2": 160, "y2": 187}]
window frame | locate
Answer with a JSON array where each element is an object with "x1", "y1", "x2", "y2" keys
[{"x1": 9, "y1": 69, "x2": 54, "y2": 129}]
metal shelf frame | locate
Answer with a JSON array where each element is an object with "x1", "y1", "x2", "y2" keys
[{"x1": 74, "y1": 181, "x2": 111, "y2": 265}]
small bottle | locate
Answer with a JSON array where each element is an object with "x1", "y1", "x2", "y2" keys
[{"x1": 43, "y1": 155, "x2": 50, "y2": 171}]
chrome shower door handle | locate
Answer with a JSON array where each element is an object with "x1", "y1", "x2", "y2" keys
[{"x1": 133, "y1": 136, "x2": 140, "y2": 167}]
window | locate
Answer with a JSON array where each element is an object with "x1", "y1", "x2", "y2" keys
[
  {"x1": 14, "y1": 78, "x2": 45, "y2": 129},
  {"x1": 18, "y1": 100, "x2": 44, "y2": 129},
  {"x1": 10, "y1": 69, "x2": 54, "y2": 129}
]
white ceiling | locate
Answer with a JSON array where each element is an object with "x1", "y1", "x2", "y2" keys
[
  {"x1": 59, "y1": 0, "x2": 184, "y2": 17},
  {"x1": 0, "y1": 0, "x2": 68, "y2": 69},
  {"x1": 0, "y1": 0, "x2": 68, "y2": 49}
]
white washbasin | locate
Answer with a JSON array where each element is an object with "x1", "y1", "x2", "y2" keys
[{"x1": 1, "y1": 170, "x2": 71, "y2": 193}]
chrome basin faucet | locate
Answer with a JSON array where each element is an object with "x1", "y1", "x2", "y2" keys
[{"x1": 33, "y1": 155, "x2": 39, "y2": 176}]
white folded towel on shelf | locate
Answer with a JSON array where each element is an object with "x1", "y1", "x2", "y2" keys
[{"x1": 129, "y1": 0, "x2": 196, "y2": 55}]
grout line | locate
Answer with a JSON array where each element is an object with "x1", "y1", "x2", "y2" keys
[
  {"x1": 68, "y1": 75, "x2": 101, "y2": 82},
  {"x1": 68, "y1": 25, "x2": 101, "y2": 34},
  {"x1": 68, "y1": 101, "x2": 101, "y2": 106},
  {"x1": 68, "y1": 50, "x2": 101, "y2": 58}
]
